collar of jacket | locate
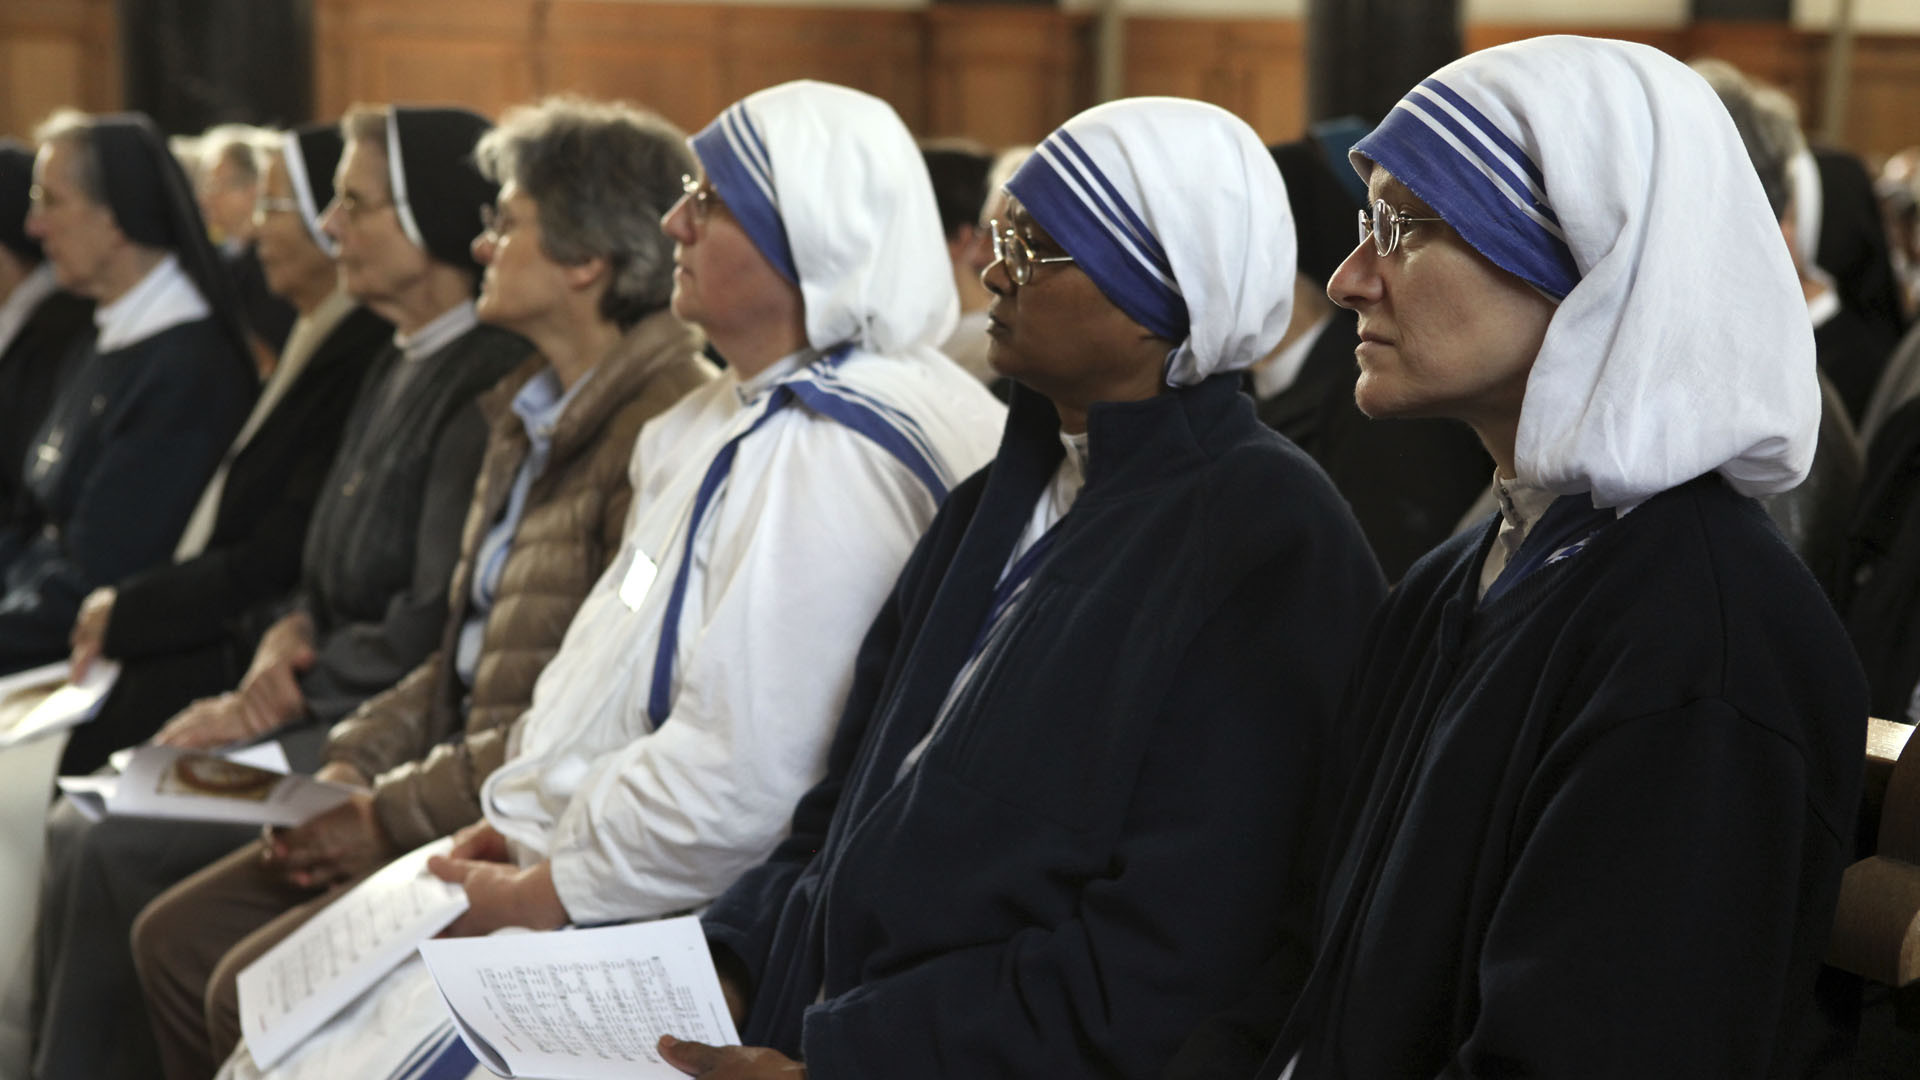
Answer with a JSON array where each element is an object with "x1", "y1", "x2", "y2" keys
[{"x1": 477, "y1": 308, "x2": 707, "y2": 460}]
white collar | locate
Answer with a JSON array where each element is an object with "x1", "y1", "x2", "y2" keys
[
  {"x1": 1806, "y1": 286, "x2": 1842, "y2": 331},
  {"x1": 1493, "y1": 471, "x2": 1558, "y2": 542},
  {"x1": 393, "y1": 300, "x2": 478, "y2": 363},
  {"x1": 733, "y1": 348, "x2": 815, "y2": 406},
  {"x1": 0, "y1": 263, "x2": 59, "y2": 358},
  {"x1": 93, "y1": 254, "x2": 210, "y2": 353},
  {"x1": 1250, "y1": 313, "x2": 1334, "y2": 401}
]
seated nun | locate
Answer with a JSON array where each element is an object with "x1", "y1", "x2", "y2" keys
[
  {"x1": 30, "y1": 105, "x2": 525, "y2": 1080},
  {"x1": 56, "y1": 124, "x2": 392, "y2": 778},
  {"x1": 200, "y1": 79, "x2": 1001, "y2": 1080},
  {"x1": 191, "y1": 123, "x2": 297, "y2": 357},
  {"x1": 0, "y1": 139, "x2": 93, "y2": 524},
  {"x1": 1255, "y1": 134, "x2": 1491, "y2": 581},
  {"x1": 130, "y1": 96, "x2": 716, "y2": 1080},
  {"x1": 659, "y1": 96, "x2": 1385, "y2": 1080},
  {"x1": 0, "y1": 110, "x2": 255, "y2": 676},
  {"x1": 1243, "y1": 36, "x2": 1864, "y2": 1078}
]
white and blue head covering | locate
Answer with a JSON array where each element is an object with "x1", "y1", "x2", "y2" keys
[
  {"x1": 689, "y1": 80, "x2": 958, "y2": 355},
  {"x1": 1355, "y1": 35, "x2": 1819, "y2": 508},
  {"x1": 1005, "y1": 97, "x2": 1297, "y2": 387}
]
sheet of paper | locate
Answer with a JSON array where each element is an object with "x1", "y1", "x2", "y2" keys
[
  {"x1": 417, "y1": 916, "x2": 739, "y2": 1080},
  {"x1": 0, "y1": 661, "x2": 119, "y2": 748},
  {"x1": 0, "y1": 661, "x2": 69, "y2": 705},
  {"x1": 106, "y1": 744, "x2": 355, "y2": 827},
  {"x1": 60, "y1": 742, "x2": 292, "y2": 823},
  {"x1": 237, "y1": 838, "x2": 469, "y2": 1070}
]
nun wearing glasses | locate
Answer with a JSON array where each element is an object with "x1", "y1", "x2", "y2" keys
[
  {"x1": 1244, "y1": 36, "x2": 1865, "y2": 1079},
  {"x1": 662, "y1": 97, "x2": 1384, "y2": 1080}
]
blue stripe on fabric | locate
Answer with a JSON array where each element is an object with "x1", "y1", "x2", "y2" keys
[
  {"x1": 812, "y1": 370, "x2": 947, "y2": 487},
  {"x1": 1405, "y1": 85, "x2": 1558, "y2": 227},
  {"x1": 390, "y1": 1023, "x2": 457, "y2": 1080},
  {"x1": 647, "y1": 346, "x2": 950, "y2": 726},
  {"x1": 690, "y1": 116, "x2": 797, "y2": 284},
  {"x1": 409, "y1": 1033, "x2": 479, "y2": 1080},
  {"x1": 1418, "y1": 78, "x2": 1548, "y2": 192},
  {"x1": 1007, "y1": 154, "x2": 1189, "y2": 344},
  {"x1": 1052, "y1": 131, "x2": 1174, "y2": 278},
  {"x1": 1358, "y1": 105, "x2": 1580, "y2": 300},
  {"x1": 725, "y1": 105, "x2": 775, "y2": 189}
]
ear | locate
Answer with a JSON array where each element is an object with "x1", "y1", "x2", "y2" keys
[{"x1": 567, "y1": 254, "x2": 611, "y2": 293}]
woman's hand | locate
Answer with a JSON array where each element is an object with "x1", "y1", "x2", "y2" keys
[
  {"x1": 261, "y1": 785, "x2": 392, "y2": 888},
  {"x1": 152, "y1": 694, "x2": 256, "y2": 750},
  {"x1": 658, "y1": 1036, "x2": 806, "y2": 1078},
  {"x1": 68, "y1": 587, "x2": 116, "y2": 680}
]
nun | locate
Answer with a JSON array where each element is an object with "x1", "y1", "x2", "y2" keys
[
  {"x1": 662, "y1": 97, "x2": 1385, "y2": 1079},
  {"x1": 1255, "y1": 134, "x2": 1491, "y2": 581},
  {"x1": 0, "y1": 138, "x2": 93, "y2": 522},
  {"x1": 57, "y1": 124, "x2": 393, "y2": 778},
  {"x1": 1249, "y1": 36, "x2": 1865, "y2": 1078},
  {"x1": 0, "y1": 111, "x2": 255, "y2": 675},
  {"x1": 30, "y1": 105, "x2": 523, "y2": 1080}
]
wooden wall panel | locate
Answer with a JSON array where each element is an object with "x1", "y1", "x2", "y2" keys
[
  {"x1": 1843, "y1": 36, "x2": 1920, "y2": 161},
  {"x1": 0, "y1": 0, "x2": 117, "y2": 142},
  {"x1": 1124, "y1": 18, "x2": 1306, "y2": 143},
  {"x1": 924, "y1": 6, "x2": 1092, "y2": 146},
  {"x1": 541, "y1": 4, "x2": 730, "y2": 134}
]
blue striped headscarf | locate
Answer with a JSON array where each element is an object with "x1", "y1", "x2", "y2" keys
[
  {"x1": 1006, "y1": 97, "x2": 1297, "y2": 387},
  {"x1": 688, "y1": 81, "x2": 958, "y2": 356},
  {"x1": 1354, "y1": 36, "x2": 1819, "y2": 508}
]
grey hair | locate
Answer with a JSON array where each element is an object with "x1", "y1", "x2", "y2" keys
[
  {"x1": 339, "y1": 105, "x2": 390, "y2": 152},
  {"x1": 474, "y1": 95, "x2": 691, "y2": 329},
  {"x1": 1691, "y1": 58, "x2": 1806, "y2": 222},
  {"x1": 198, "y1": 123, "x2": 275, "y2": 188},
  {"x1": 33, "y1": 108, "x2": 105, "y2": 205}
]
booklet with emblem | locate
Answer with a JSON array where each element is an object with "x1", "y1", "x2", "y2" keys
[
  {"x1": 96, "y1": 743, "x2": 358, "y2": 826},
  {"x1": 237, "y1": 837, "x2": 470, "y2": 1070},
  {"x1": 0, "y1": 660, "x2": 120, "y2": 748},
  {"x1": 416, "y1": 916, "x2": 740, "y2": 1079}
]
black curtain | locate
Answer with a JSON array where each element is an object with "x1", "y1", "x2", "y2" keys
[
  {"x1": 118, "y1": 0, "x2": 312, "y2": 135},
  {"x1": 1692, "y1": 0, "x2": 1791, "y2": 19},
  {"x1": 1305, "y1": 0, "x2": 1461, "y2": 127}
]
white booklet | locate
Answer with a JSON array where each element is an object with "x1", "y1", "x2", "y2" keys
[
  {"x1": 417, "y1": 916, "x2": 740, "y2": 1079},
  {"x1": 0, "y1": 660, "x2": 120, "y2": 747},
  {"x1": 104, "y1": 743, "x2": 357, "y2": 826},
  {"x1": 237, "y1": 837, "x2": 470, "y2": 1070},
  {"x1": 57, "y1": 742, "x2": 291, "y2": 823}
]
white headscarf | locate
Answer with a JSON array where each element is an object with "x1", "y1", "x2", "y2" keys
[
  {"x1": 1004, "y1": 97, "x2": 1297, "y2": 387},
  {"x1": 690, "y1": 80, "x2": 958, "y2": 356},
  {"x1": 1354, "y1": 35, "x2": 1819, "y2": 509}
]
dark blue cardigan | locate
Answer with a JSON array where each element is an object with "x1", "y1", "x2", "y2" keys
[{"x1": 702, "y1": 372, "x2": 1385, "y2": 1078}]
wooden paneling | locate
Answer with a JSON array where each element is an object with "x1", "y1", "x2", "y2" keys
[
  {"x1": 924, "y1": 6, "x2": 1092, "y2": 146},
  {"x1": 1125, "y1": 17, "x2": 1306, "y2": 143},
  {"x1": 1840, "y1": 35, "x2": 1920, "y2": 162},
  {"x1": 0, "y1": 0, "x2": 117, "y2": 142}
]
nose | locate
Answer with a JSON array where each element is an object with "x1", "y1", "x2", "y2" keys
[
  {"x1": 23, "y1": 203, "x2": 45, "y2": 240},
  {"x1": 661, "y1": 195, "x2": 696, "y2": 244},
  {"x1": 1326, "y1": 240, "x2": 1382, "y2": 311},
  {"x1": 318, "y1": 198, "x2": 346, "y2": 245},
  {"x1": 981, "y1": 248, "x2": 1013, "y2": 298},
  {"x1": 471, "y1": 231, "x2": 496, "y2": 266}
]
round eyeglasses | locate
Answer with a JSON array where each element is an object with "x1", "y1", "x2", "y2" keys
[
  {"x1": 989, "y1": 218, "x2": 1075, "y2": 285},
  {"x1": 1357, "y1": 199, "x2": 1445, "y2": 257},
  {"x1": 679, "y1": 174, "x2": 715, "y2": 225}
]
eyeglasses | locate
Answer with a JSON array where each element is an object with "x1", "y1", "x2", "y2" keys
[
  {"x1": 989, "y1": 218, "x2": 1075, "y2": 285},
  {"x1": 477, "y1": 203, "x2": 515, "y2": 246},
  {"x1": 327, "y1": 189, "x2": 394, "y2": 223},
  {"x1": 679, "y1": 174, "x2": 714, "y2": 225},
  {"x1": 251, "y1": 196, "x2": 301, "y2": 227},
  {"x1": 1357, "y1": 199, "x2": 1445, "y2": 257}
]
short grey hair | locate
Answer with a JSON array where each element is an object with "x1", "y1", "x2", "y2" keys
[
  {"x1": 33, "y1": 108, "x2": 105, "y2": 206},
  {"x1": 1691, "y1": 58, "x2": 1806, "y2": 222},
  {"x1": 197, "y1": 123, "x2": 274, "y2": 188},
  {"x1": 339, "y1": 105, "x2": 390, "y2": 153},
  {"x1": 474, "y1": 95, "x2": 691, "y2": 329}
]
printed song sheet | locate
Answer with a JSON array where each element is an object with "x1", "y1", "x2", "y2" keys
[
  {"x1": 237, "y1": 838, "x2": 469, "y2": 1070},
  {"x1": 0, "y1": 661, "x2": 119, "y2": 747},
  {"x1": 417, "y1": 916, "x2": 740, "y2": 1079},
  {"x1": 106, "y1": 744, "x2": 355, "y2": 826}
]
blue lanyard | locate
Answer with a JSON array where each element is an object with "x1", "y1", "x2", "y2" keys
[
  {"x1": 1481, "y1": 494, "x2": 1613, "y2": 608},
  {"x1": 966, "y1": 527, "x2": 1059, "y2": 662},
  {"x1": 645, "y1": 349, "x2": 950, "y2": 725}
]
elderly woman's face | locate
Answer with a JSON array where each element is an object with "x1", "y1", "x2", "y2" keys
[
  {"x1": 661, "y1": 167, "x2": 797, "y2": 345},
  {"x1": 24, "y1": 139, "x2": 125, "y2": 300},
  {"x1": 253, "y1": 155, "x2": 333, "y2": 305},
  {"x1": 982, "y1": 200, "x2": 1168, "y2": 416},
  {"x1": 319, "y1": 139, "x2": 433, "y2": 308},
  {"x1": 473, "y1": 181, "x2": 578, "y2": 333},
  {"x1": 1328, "y1": 168, "x2": 1556, "y2": 430}
]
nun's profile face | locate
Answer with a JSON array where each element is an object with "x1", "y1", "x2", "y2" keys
[
  {"x1": 1328, "y1": 169, "x2": 1555, "y2": 430},
  {"x1": 320, "y1": 138, "x2": 433, "y2": 306},
  {"x1": 661, "y1": 169, "x2": 796, "y2": 346},
  {"x1": 982, "y1": 200, "x2": 1167, "y2": 418},
  {"x1": 254, "y1": 155, "x2": 332, "y2": 305},
  {"x1": 25, "y1": 139, "x2": 125, "y2": 300}
]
